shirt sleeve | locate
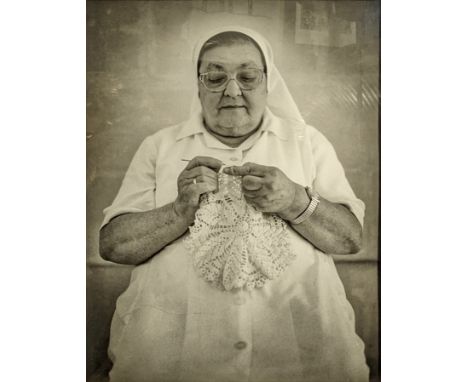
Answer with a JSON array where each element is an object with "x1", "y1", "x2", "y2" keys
[
  {"x1": 311, "y1": 131, "x2": 365, "y2": 226},
  {"x1": 100, "y1": 136, "x2": 158, "y2": 228}
]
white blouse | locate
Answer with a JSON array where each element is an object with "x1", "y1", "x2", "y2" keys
[{"x1": 102, "y1": 108, "x2": 369, "y2": 382}]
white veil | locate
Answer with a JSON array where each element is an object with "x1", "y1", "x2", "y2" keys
[{"x1": 190, "y1": 26, "x2": 305, "y2": 125}]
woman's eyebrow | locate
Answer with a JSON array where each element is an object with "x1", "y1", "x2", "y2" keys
[
  {"x1": 205, "y1": 62, "x2": 225, "y2": 71},
  {"x1": 204, "y1": 61, "x2": 263, "y2": 71},
  {"x1": 239, "y1": 61, "x2": 260, "y2": 68}
]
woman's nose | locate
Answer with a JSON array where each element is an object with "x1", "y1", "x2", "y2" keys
[{"x1": 224, "y1": 79, "x2": 242, "y2": 97}]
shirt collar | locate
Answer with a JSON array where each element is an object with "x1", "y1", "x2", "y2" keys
[
  {"x1": 175, "y1": 107, "x2": 291, "y2": 142},
  {"x1": 260, "y1": 107, "x2": 290, "y2": 141},
  {"x1": 175, "y1": 112, "x2": 206, "y2": 141}
]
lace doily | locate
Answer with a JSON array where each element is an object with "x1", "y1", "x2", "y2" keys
[{"x1": 184, "y1": 170, "x2": 295, "y2": 291}]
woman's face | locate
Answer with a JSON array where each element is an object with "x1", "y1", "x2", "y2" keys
[{"x1": 198, "y1": 42, "x2": 267, "y2": 138}]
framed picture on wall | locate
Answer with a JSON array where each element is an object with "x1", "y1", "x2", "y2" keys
[{"x1": 295, "y1": 1, "x2": 356, "y2": 47}]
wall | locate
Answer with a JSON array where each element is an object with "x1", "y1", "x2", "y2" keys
[{"x1": 87, "y1": 0, "x2": 380, "y2": 379}]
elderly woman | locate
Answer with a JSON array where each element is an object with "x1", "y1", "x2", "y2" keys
[{"x1": 100, "y1": 27, "x2": 369, "y2": 382}]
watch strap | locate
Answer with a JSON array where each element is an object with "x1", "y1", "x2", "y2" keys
[{"x1": 290, "y1": 186, "x2": 320, "y2": 225}]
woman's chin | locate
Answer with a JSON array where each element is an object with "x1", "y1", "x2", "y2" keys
[
  {"x1": 218, "y1": 124, "x2": 256, "y2": 137},
  {"x1": 204, "y1": 113, "x2": 261, "y2": 138},
  {"x1": 216, "y1": 118, "x2": 252, "y2": 134}
]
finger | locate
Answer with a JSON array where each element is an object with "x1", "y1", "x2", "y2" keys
[
  {"x1": 180, "y1": 178, "x2": 198, "y2": 188},
  {"x1": 185, "y1": 156, "x2": 223, "y2": 171},
  {"x1": 223, "y1": 162, "x2": 270, "y2": 177},
  {"x1": 181, "y1": 182, "x2": 216, "y2": 201},
  {"x1": 184, "y1": 166, "x2": 218, "y2": 180},
  {"x1": 243, "y1": 187, "x2": 269, "y2": 198},
  {"x1": 243, "y1": 196, "x2": 265, "y2": 212},
  {"x1": 180, "y1": 175, "x2": 218, "y2": 190},
  {"x1": 242, "y1": 175, "x2": 264, "y2": 191},
  {"x1": 244, "y1": 196, "x2": 270, "y2": 211},
  {"x1": 196, "y1": 174, "x2": 218, "y2": 184},
  {"x1": 194, "y1": 181, "x2": 217, "y2": 195}
]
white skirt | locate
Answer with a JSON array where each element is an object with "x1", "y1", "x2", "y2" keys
[{"x1": 108, "y1": 231, "x2": 369, "y2": 382}]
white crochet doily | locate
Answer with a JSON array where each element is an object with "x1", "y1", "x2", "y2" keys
[{"x1": 185, "y1": 170, "x2": 295, "y2": 291}]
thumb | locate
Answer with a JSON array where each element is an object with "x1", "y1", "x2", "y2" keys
[{"x1": 242, "y1": 175, "x2": 263, "y2": 191}]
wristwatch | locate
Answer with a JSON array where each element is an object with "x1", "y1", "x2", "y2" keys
[{"x1": 290, "y1": 186, "x2": 320, "y2": 225}]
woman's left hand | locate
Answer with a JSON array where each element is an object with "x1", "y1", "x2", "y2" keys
[{"x1": 223, "y1": 163, "x2": 306, "y2": 220}]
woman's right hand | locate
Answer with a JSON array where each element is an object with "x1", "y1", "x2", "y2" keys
[{"x1": 173, "y1": 156, "x2": 223, "y2": 224}]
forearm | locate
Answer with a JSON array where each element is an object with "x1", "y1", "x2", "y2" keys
[
  {"x1": 99, "y1": 202, "x2": 191, "y2": 265},
  {"x1": 279, "y1": 184, "x2": 362, "y2": 255}
]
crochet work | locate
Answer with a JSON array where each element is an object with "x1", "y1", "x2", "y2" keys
[{"x1": 185, "y1": 171, "x2": 295, "y2": 291}]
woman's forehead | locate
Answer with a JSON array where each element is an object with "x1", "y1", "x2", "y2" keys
[{"x1": 199, "y1": 43, "x2": 264, "y2": 70}]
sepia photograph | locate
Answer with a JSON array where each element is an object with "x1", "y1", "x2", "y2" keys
[
  {"x1": 5, "y1": 1, "x2": 468, "y2": 381},
  {"x1": 86, "y1": 1, "x2": 380, "y2": 381}
]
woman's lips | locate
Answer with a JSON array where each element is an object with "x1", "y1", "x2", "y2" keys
[{"x1": 219, "y1": 105, "x2": 246, "y2": 109}]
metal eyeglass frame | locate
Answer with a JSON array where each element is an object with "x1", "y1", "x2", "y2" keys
[{"x1": 198, "y1": 68, "x2": 265, "y2": 92}]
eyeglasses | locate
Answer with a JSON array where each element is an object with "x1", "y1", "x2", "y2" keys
[{"x1": 198, "y1": 68, "x2": 265, "y2": 92}]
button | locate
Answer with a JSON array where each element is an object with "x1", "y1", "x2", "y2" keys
[{"x1": 234, "y1": 341, "x2": 247, "y2": 350}]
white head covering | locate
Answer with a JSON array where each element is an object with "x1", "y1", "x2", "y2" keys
[{"x1": 190, "y1": 26, "x2": 305, "y2": 125}]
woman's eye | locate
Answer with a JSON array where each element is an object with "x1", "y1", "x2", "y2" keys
[
  {"x1": 239, "y1": 76, "x2": 256, "y2": 83},
  {"x1": 207, "y1": 73, "x2": 227, "y2": 84},
  {"x1": 239, "y1": 71, "x2": 259, "y2": 83}
]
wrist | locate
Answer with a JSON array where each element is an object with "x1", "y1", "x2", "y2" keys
[
  {"x1": 278, "y1": 183, "x2": 310, "y2": 221},
  {"x1": 289, "y1": 186, "x2": 320, "y2": 225},
  {"x1": 172, "y1": 199, "x2": 196, "y2": 226}
]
